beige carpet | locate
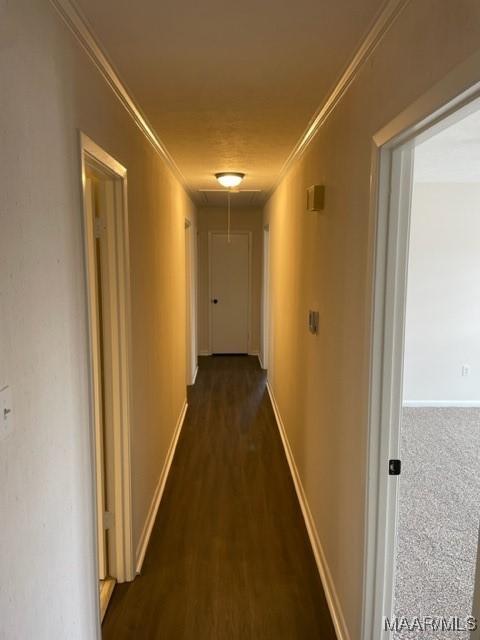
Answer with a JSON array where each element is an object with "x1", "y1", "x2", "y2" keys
[{"x1": 393, "y1": 407, "x2": 480, "y2": 639}]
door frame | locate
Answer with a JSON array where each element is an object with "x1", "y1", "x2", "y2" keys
[
  {"x1": 207, "y1": 230, "x2": 253, "y2": 355},
  {"x1": 185, "y1": 218, "x2": 198, "y2": 384},
  {"x1": 80, "y1": 133, "x2": 135, "y2": 625},
  {"x1": 260, "y1": 224, "x2": 270, "y2": 370},
  {"x1": 362, "y1": 54, "x2": 480, "y2": 640}
]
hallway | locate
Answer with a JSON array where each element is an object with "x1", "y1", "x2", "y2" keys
[
  {"x1": 4, "y1": 2, "x2": 480, "y2": 638},
  {"x1": 102, "y1": 356, "x2": 336, "y2": 639}
]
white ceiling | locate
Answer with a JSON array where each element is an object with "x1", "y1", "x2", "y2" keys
[
  {"x1": 75, "y1": 0, "x2": 386, "y2": 203},
  {"x1": 415, "y1": 106, "x2": 480, "y2": 183}
]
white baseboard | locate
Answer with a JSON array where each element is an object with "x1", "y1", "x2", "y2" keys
[
  {"x1": 135, "y1": 401, "x2": 188, "y2": 574},
  {"x1": 403, "y1": 400, "x2": 480, "y2": 407},
  {"x1": 266, "y1": 382, "x2": 350, "y2": 640},
  {"x1": 191, "y1": 365, "x2": 199, "y2": 385},
  {"x1": 199, "y1": 350, "x2": 211, "y2": 356},
  {"x1": 248, "y1": 350, "x2": 259, "y2": 356},
  {"x1": 257, "y1": 354, "x2": 265, "y2": 369}
]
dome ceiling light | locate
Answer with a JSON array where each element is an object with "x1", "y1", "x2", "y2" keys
[{"x1": 215, "y1": 172, "x2": 245, "y2": 189}]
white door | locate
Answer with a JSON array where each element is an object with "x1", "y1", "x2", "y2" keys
[{"x1": 210, "y1": 232, "x2": 250, "y2": 354}]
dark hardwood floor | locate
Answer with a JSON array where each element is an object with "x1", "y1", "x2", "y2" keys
[{"x1": 103, "y1": 355, "x2": 336, "y2": 639}]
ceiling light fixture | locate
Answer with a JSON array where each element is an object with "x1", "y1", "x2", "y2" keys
[
  {"x1": 215, "y1": 172, "x2": 245, "y2": 188},
  {"x1": 214, "y1": 173, "x2": 245, "y2": 244}
]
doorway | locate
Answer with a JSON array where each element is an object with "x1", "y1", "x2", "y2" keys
[
  {"x1": 185, "y1": 219, "x2": 197, "y2": 386},
  {"x1": 208, "y1": 231, "x2": 251, "y2": 354},
  {"x1": 261, "y1": 225, "x2": 270, "y2": 371},
  {"x1": 393, "y1": 107, "x2": 480, "y2": 638},
  {"x1": 365, "y1": 93, "x2": 480, "y2": 639},
  {"x1": 80, "y1": 134, "x2": 134, "y2": 626}
]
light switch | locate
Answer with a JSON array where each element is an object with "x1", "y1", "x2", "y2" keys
[{"x1": 0, "y1": 386, "x2": 14, "y2": 441}]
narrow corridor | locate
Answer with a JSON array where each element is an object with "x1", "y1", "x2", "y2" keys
[{"x1": 102, "y1": 356, "x2": 336, "y2": 639}]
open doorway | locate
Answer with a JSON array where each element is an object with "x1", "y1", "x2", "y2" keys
[
  {"x1": 392, "y1": 105, "x2": 480, "y2": 638},
  {"x1": 365, "y1": 91, "x2": 480, "y2": 639},
  {"x1": 260, "y1": 225, "x2": 270, "y2": 371},
  {"x1": 185, "y1": 219, "x2": 197, "y2": 386},
  {"x1": 80, "y1": 134, "x2": 134, "y2": 625}
]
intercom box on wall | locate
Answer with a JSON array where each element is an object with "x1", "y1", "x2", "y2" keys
[{"x1": 307, "y1": 185, "x2": 325, "y2": 211}]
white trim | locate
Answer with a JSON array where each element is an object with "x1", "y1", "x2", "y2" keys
[
  {"x1": 403, "y1": 400, "x2": 480, "y2": 408},
  {"x1": 185, "y1": 218, "x2": 198, "y2": 386},
  {"x1": 248, "y1": 350, "x2": 259, "y2": 357},
  {"x1": 369, "y1": 142, "x2": 415, "y2": 638},
  {"x1": 80, "y1": 133, "x2": 134, "y2": 638},
  {"x1": 49, "y1": 0, "x2": 190, "y2": 195},
  {"x1": 191, "y1": 365, "x2": 199, "y2": 385},
  {"x1": 207, "y1": 231, "x2": 253, "y2": 355},
  {"x1": 261, "y1": 225, "x2": 270, "y2": 371},
  {"x1": 257, "y1": 354, "x2": 265, "y2": 369},
  {"x1": 135, "y1": 401, "x2": 188, "y2": 574},
  {"x1": 266, "y1": 382, "x2": 349, "y2": 640},
  {"x1": 362, "y1": 53, "x2": 480, "y2": 640},
  {"x1": 199, "y1": 350, "x2": 211, "y2": 357},
  {"x1": 269, "y1": 0, "x2": 410, "y2": 196}
]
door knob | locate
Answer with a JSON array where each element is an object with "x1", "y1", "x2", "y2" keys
[{"x1": 212, "y1": 298, "x2": 218, "y2": 304}]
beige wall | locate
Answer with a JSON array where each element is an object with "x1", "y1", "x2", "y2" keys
[
  {"x1": 263, "y1": 1, "x2": 480, "y2": 636},
  {"x1": 197, "y1": 207, "x2": 263, "y2": 355},
  {"x1": 404, "y1": 182, "x2": 480, "y2": 403},
  {"x1": 0, "y1": 1, "x2": 195, "y2": 638}
]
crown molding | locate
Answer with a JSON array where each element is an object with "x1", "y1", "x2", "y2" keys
[
  {"x1": 49, "y1": 0, "x2": 190, "y2": 194},
  {"x1": 50, "y1": 0, "x2": 410, "y2": 203},
  {"x1": 268, "y1": 0, "x2": 411, "y2": 197}
]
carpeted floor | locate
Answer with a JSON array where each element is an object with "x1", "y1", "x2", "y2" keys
[{"x1": 393, "y1": 407, "x2": 480, "y2": 639}]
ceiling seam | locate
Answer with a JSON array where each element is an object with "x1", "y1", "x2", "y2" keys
[{"x1": 48, "y1": 0, "x2": 193, "y2": 199}]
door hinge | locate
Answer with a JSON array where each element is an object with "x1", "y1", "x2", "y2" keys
[
  {"x1": 94, "y1": 216, "x2": 106, "y2": 238},
  {"x1": 104, "y1": 511, "x2": 114, "y2": 530},
  {"x1": 389, "y1": 459, "x2": 401, "y2": 476}
]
